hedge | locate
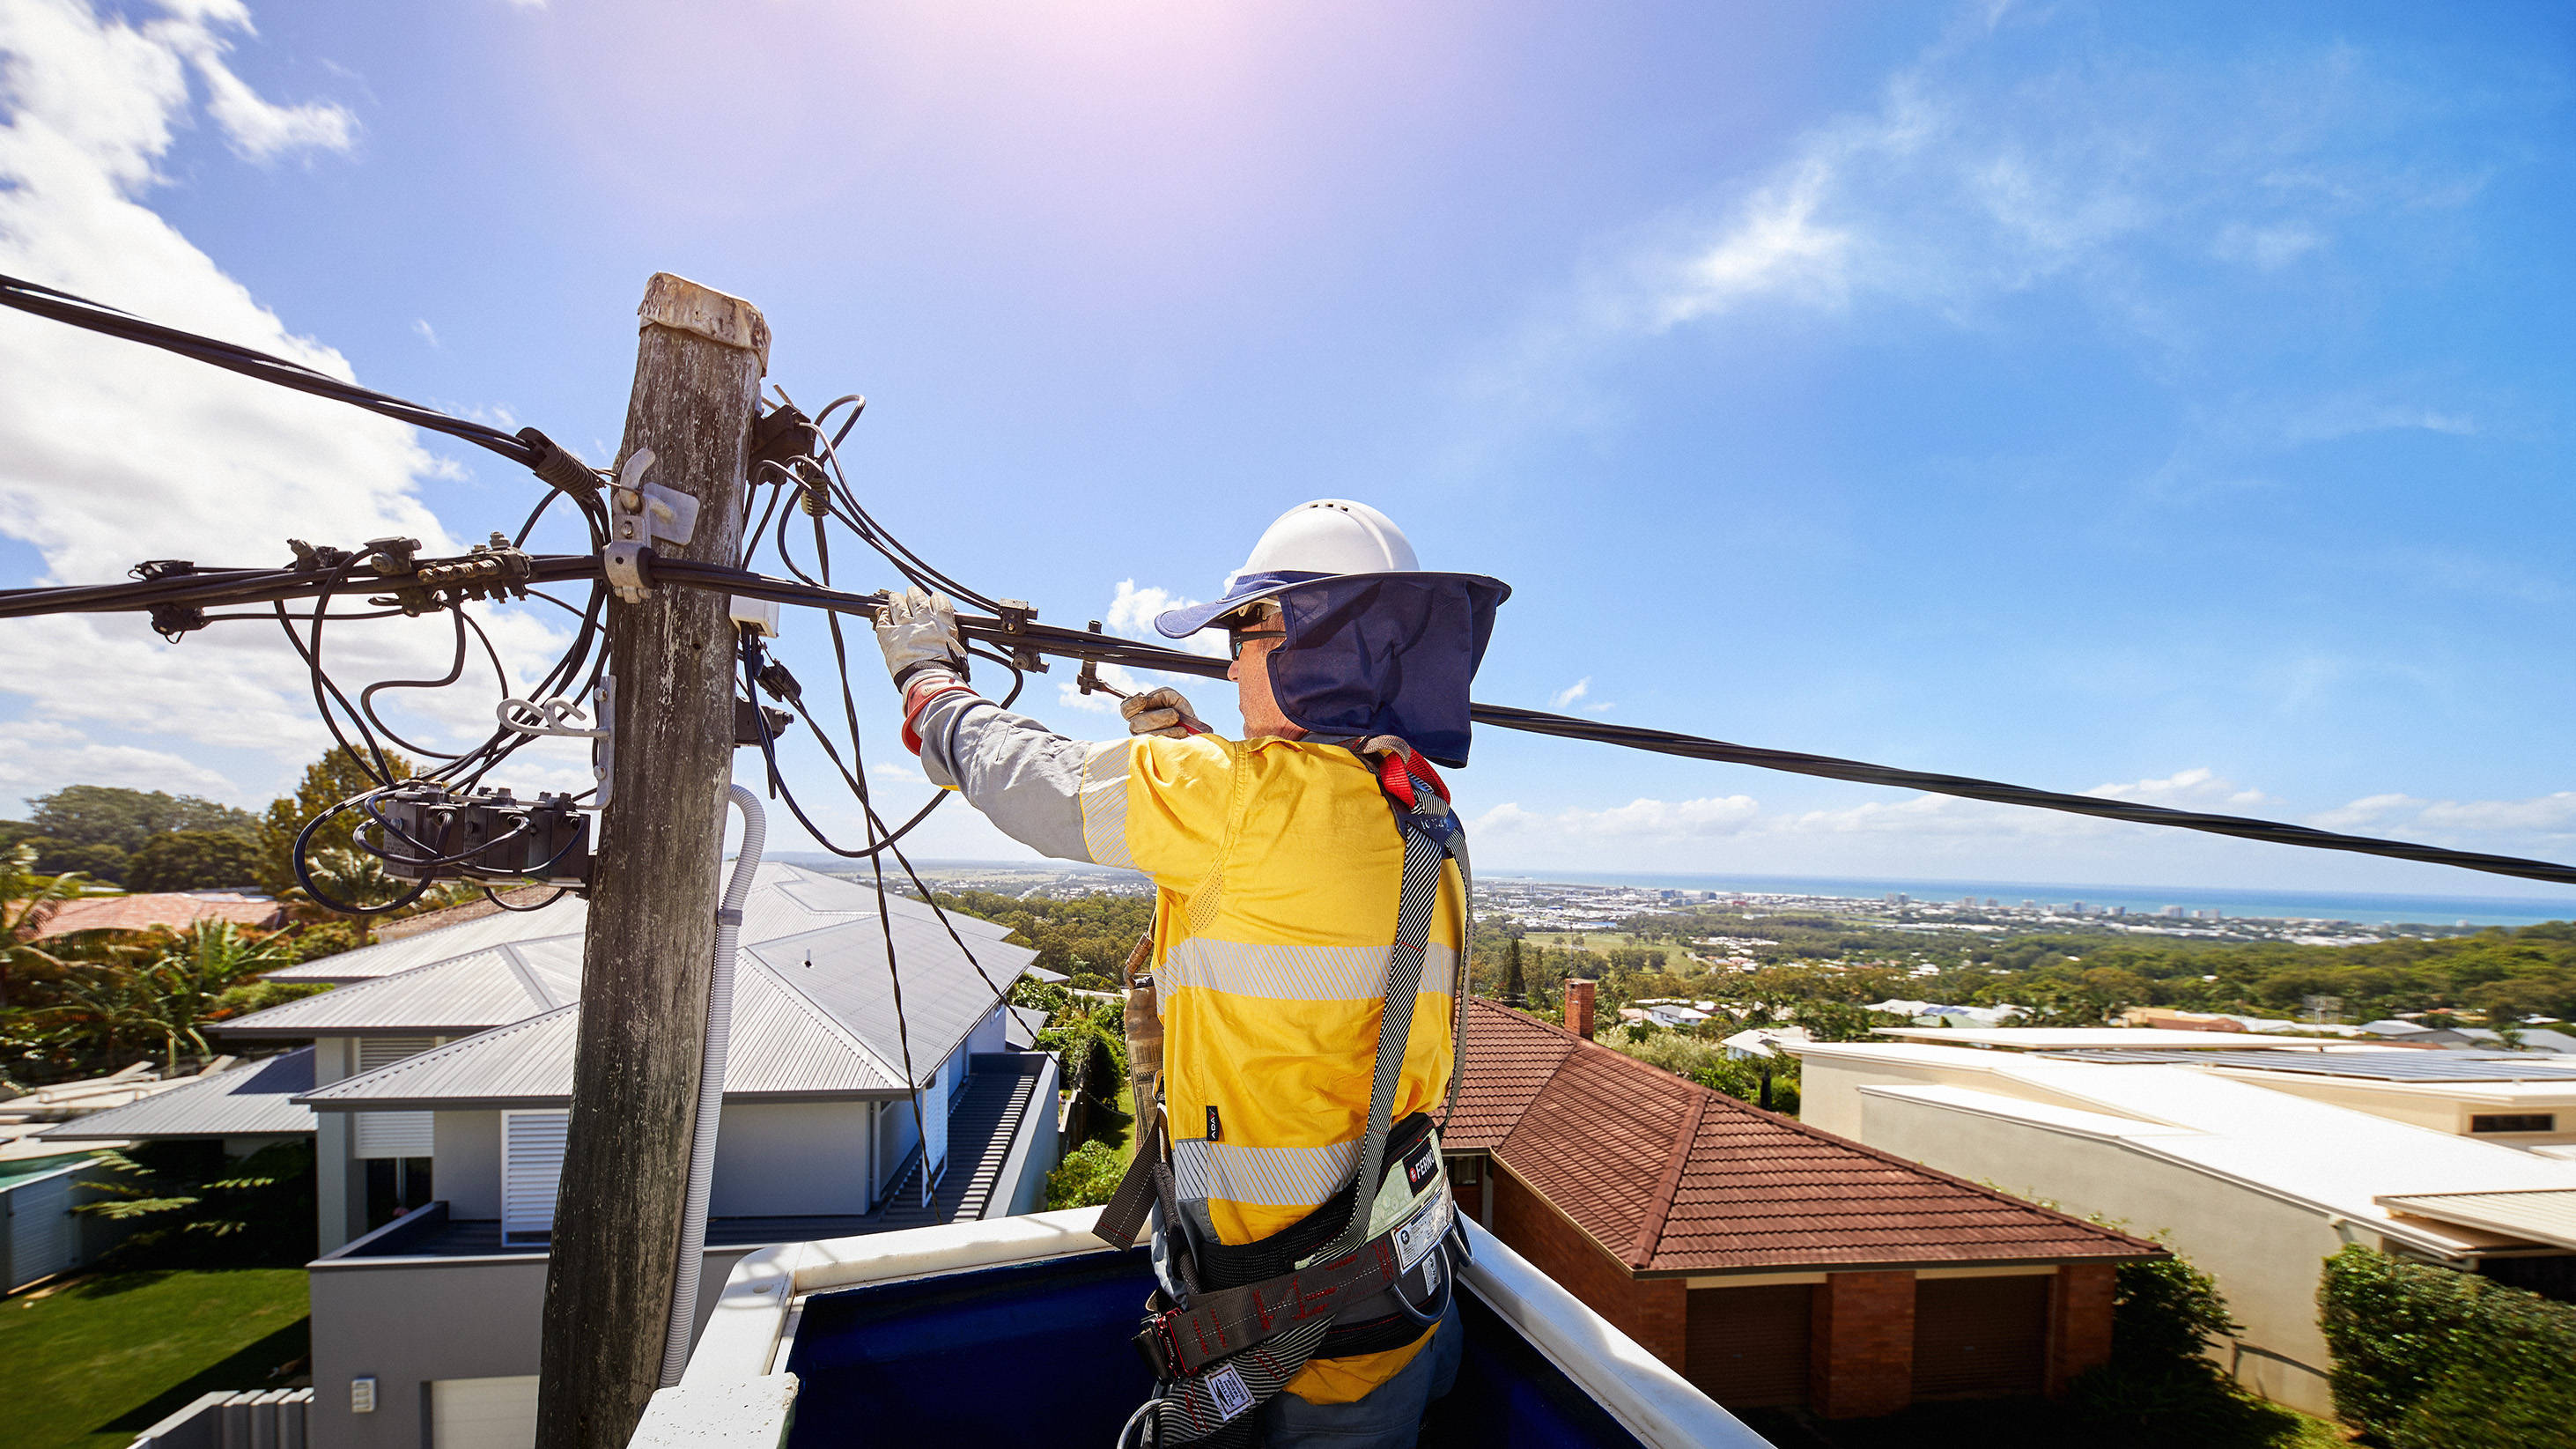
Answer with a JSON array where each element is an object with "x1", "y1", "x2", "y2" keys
[{"x1": 2319, "y1": 1243, "x2": 2576, "y2": 1447}]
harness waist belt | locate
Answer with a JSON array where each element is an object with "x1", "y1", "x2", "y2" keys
[{"x1": 1135, "y1": 1176, "x2": 1455, "y2": 1379}]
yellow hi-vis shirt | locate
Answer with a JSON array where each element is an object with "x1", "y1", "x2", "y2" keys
[
  {"x1": 1094, "y1": 734, "x2": 1463, "y2": 1401},
  {"x1": 910, "y1": 696, "x2": 1462, "y2": 1402}
]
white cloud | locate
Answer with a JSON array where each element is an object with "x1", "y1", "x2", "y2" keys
[
  {"x1": 413, "y1": 317, "x2": 439, "y2": 347},
  {"x1": 1547, "y1": 676, "x2": 1590, "y2": 710},
  {"x1": 173, "y1": 14, "x2": 356, "y2": 162},
  {"x1": 0, "y1": 718, "x2": 236, "y2": 797},
  {"x1": 0, "y1": 0, "x2": 545, "y2": 807},
  {"x1": 1649, "y1": 158, "x2": 1854, "y2": 329},
  {"x1": 1102, "y1": 578, "x2": 1228, "y2": 659},
  {"x1": 1477, "y1": 795, "x2": 1760, "y2": 842},
  {"x1": 2314, "y1": 791, "x2": 2576, "y2": 837},
  {"x1": 2081, "y1": 767, "x2": 2272, "y2": 811},
  {"x1": 1489, "y1": 11, "x2": 2502, "y2": 437}
]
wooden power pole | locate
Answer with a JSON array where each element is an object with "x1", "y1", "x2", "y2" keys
[{"x1": 536, "y1": 274, "x2": 767, "y2": 1449}]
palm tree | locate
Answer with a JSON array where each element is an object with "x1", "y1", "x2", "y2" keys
[
  {"x1": 52, "y1": 921, "x2": 290, "y2": 1076},
  {"x1": 282, "y1": 847, "x2": 405, "y2": 945},
  {"x1": 1, "y1": 844, "x2": 86, "y2": 1009}
]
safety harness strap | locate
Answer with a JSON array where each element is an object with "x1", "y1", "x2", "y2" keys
[{"x1": 1109, "y1": 740, "x2": 1466, "y2": 1445}]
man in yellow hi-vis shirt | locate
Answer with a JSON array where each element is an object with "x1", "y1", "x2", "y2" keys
[{"x1": 877, "y1": 500, "x2": 1508, "y2": 1448}]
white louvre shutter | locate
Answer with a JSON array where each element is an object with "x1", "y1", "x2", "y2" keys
[
  {"x1": 354, "y1": 1036, "x2": 439, "y2": 1159},
  {"x1": 500, "y1": 1111, "x2": 569, "y2": 1242}
]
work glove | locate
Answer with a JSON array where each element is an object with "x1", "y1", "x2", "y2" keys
[
  {"x1": 875, "y1": 587, "x2": 965, "y2": 687},
  {"x1": 1119, "y1": 686, "x2": 1204, "y2": 739}
]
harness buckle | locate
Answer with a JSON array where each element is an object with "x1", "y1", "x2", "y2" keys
[{"x1": 1133, "y1": 1311, "x2": 1185, "y2": 1380}]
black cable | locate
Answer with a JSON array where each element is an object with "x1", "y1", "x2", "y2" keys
[
  {"x1": 1460, "y1": 701, "x2": 2576, "y2": 890},
  {"x1": 0, "y1": 272, "x2": 602, "y2": 488}
]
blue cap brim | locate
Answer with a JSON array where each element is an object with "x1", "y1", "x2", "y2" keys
[{"x1": 1152, "y1": 571, "x2": 1328, "y2": 638}]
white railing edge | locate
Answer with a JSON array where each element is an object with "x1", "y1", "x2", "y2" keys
[{"x1": 1454, "y1": 1219, "x2": 1772, "y2": 1449}]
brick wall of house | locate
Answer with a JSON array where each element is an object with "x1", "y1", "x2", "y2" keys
[
  {"x1": 1489, "y1": 1164, "x2": 1687, "y2": 1369},
  {"x1": 2046, "y1": 1260, "x2": 2118, "y2": 1394},
  {"x1": 1811, "y1": 1271, "x2": 1914, "y2": 1419}
]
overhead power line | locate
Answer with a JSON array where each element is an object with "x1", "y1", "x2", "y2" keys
[
  {"x1": 0, "y1": 272, "x2": 602, "y2": 496},
  {"x1": 1, "y1": 275, "x2": 2570, "y2": 895}
]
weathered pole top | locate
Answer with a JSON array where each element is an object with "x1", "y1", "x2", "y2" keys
[{"x1": 638, "y1": 272, "x2": 771, "y2": 373}]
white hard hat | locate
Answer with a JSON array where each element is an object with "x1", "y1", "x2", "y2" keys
[
  {"x1": 1236, "y1": 499, "x2": 1420, "y2": 580},
  {"x1": 1154, "y1": 499, "x2": 1424, "y2": 638}
]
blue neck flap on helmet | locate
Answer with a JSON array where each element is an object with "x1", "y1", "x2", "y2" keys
[{"x1": 1265, "y1": 573, "x2": 1510, "y2": 769}]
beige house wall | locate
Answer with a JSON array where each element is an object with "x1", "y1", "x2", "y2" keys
[{"x1": 1858, "y1": 1090, "x2": 2350, "y2": 1417}]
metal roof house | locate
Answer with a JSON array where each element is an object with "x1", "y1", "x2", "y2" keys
[
  {"x1": 1791, "y1": 1039, "x2": 2576, "y2": 1417},
  {"x1": 104, "y1": 862, "x2": 1059, "y2": 1449}
]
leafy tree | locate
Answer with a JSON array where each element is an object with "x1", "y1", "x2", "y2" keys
[
  {"x1": 257, "y1": 750, "x2": 415, "y2": 896},
  {"x1": 26, "y1": 785, "x2": 256, "y2": 852},
  {"x1": 1503, "y1": 936, "x2": 1527, "y2": 1002},
  {"x1": 1, "y1": 843, "x2": 85, "y2": 1009},
  {"x1": 1044, "y1": 1140, "x2": 1127, "y2": 1210},
  {"x1": 926, "y1": 888, "x2": 1152, "y2": 987},
  {"x1": 126, "y1": 831, "x2": 266, "y2": 891},
  {"x1": 20, "y1": 839, "x2": 129, "y2": 883}
]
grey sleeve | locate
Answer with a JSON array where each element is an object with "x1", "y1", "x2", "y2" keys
[{"x1": 911, "y1": 692, "x2": 1126, "y2": 865}]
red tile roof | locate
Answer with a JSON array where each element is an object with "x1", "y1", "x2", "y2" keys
[
  {"x1": 29, "y1": 893, "x2": 284, "y2": 941},
  {"x1": 1452, "y1": 999, "x2": 2159, "y2": 1277}
]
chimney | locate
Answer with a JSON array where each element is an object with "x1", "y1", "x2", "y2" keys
[{"x1": 1566, "y1": 978, "x2": 1597, "y2": 1039}]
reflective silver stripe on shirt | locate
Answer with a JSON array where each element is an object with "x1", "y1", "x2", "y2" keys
[
  {"x1": 1173, "y1": 1136, "x2": 1360, "y2": 1209},
  {"x1": 1158, "y1": 938, "x2": 1461, "y2": 1002},
  {"x1": 1078, "y1": 741, "x2": 1136, "y2": 869}
]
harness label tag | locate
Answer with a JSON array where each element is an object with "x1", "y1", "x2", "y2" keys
[
  {"x1": 1391, "y1": 1180, "x2": 1454, "y2": 1275},
  {"x1": 1207, "y1": 1364, "x2": 1254, "y2": 1422}
]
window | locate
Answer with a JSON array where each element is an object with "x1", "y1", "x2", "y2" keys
[
  {"x1": 365, "y1": 1157, "x2": 435, "y2": 1229},
  {"x1": 353, "y1": 1036, "x2": 439, "y2": 1159},
  {"x1": 2471, "y1": 1113, "x2": 2556, "y2": 1135}
]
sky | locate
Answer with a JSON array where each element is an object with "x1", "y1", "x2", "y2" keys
[{"x1": 0, "y1": 0, "x2": 2571, "y2": 904}]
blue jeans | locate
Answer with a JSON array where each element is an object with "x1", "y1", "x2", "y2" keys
[{"x1": 1262, "y1": 1297, "x2": 1464, "y2": 1449}]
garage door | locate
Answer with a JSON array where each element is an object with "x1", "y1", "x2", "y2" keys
[
  {"x1": 1686, "y1": 1283, "x2": 1812, "y2": 1408},
  {"x1": 1912, "y1": 1275, "x2": 2048, "y2": 1399},
  {"x1": 430, "y1": 1375, "x2": 539, "y2": 1449}
]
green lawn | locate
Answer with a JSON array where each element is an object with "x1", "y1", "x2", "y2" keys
[{"x1": 0, "y1": 1270, "x2": 311, "y2": 1449}]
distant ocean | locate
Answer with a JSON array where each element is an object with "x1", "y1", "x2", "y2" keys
[{"x1": 1487, "y1": 870, "x2": 2576, "y2": 928}]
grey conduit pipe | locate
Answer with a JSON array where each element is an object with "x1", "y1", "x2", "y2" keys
[{"x1": 660, "y1": 784, "x2": 764, "y2": 1387}]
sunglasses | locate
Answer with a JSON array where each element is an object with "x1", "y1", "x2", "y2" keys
[{"x1": 1225, "y1": 625, "x2": 1285, "y2": 661}]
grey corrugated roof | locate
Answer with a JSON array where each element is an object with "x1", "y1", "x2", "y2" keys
[
  {"x1": 296, "y1": 863, "x2": 1035, "y2": 1109},
  {"x1": 45, "y1": 1049, "x2": 315, "y2": 1140},
  {"x1": 301, "y1": 962, "x2": 914, "y2": 1109},
  {"x1": 1006, "y1": 1004, "x2": 1051, "y2": 1049},
  {"x1": 262, "y1": 894, "x2": 589, "y2": 983},
  {"x1": 218, "y1": 938, "x2": 582, "y2": 1038}
]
